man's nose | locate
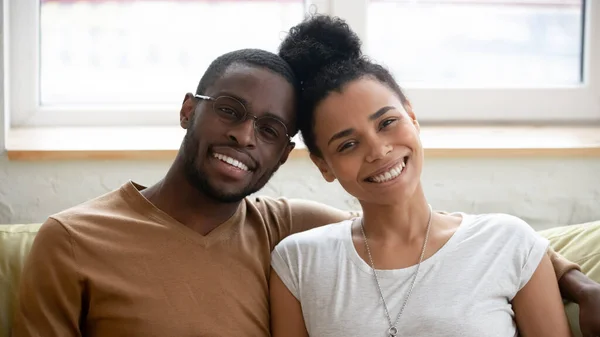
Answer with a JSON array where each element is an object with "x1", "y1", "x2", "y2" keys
[{"x1": 226, "y1": 119, "x2": 257, "y2": 148}]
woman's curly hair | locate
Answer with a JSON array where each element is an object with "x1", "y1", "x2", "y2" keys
[{"x1": 279, "y1": 14, "x2": 408, "y2": 156}]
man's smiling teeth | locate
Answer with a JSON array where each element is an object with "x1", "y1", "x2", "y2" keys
[
  {"x1": 213, "y1": 153, "x2": 249, "y2": 171},
  {"x1": 368, "y1": 160, "x2": 406, "y2": 183}
]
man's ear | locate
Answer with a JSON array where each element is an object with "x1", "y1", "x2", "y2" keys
[
  {"x1": 180, "y1": 93, "x2": 196, "y2": 129},
  {"x1": 403, "y1": 100, "x2": 420, "y2": 133},
  {"x1": 310, "y1": 153, "x2": 336, "y2": 182},
  {"x1": 278, "y1": 142, "x2": 296, "y2": 166}
]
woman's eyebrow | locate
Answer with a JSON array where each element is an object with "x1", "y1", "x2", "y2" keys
[
  {"x1": 328, "y1": 128, "x2": 354, "y2": 146},
  {"x1": 368, "y1": 106, "x2": 395, "y2": 121}
]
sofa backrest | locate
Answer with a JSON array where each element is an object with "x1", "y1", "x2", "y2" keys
[
  {"x1": 0, "y1": 224, "x2": 42, "y2": 337},
  {"x1": 538, "y1": 220, "x2": 600, "y2": 337}
]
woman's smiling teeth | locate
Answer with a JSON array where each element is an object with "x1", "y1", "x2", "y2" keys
[
  {"x1": 213, "y1": 153, "x2": 249, "y2": 171},
  {"x1": 366, "y1": 158, "x2": 407, "y2": 183}
]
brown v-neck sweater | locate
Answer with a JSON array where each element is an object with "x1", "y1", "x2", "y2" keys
[{"x1": 11, "y1": 181, "x2": 577, "y2": 337}]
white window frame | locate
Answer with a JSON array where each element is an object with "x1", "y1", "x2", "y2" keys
[
  {"x1": 313, "y1": 0, "x2": 600, "y2": 123},
  {"x1": 9, "y1": 0, "x2": 186, "y2": 127},
  {"x1": 7, "y1": 0, "x2": 600, "y2": 127}
]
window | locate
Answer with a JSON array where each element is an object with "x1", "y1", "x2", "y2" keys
[
  {"x1": 9, "y1": 0, "x2": 305, "y2": 126},
  {"x1": 367, "y1": 0, "x2": 583, "y2": 86},
  {"x1": 7, "y1": 0, "x2": 600, "y2": 127},
  {"x1": 315, "y1": 0, "x2": 599, "y2": 122}
]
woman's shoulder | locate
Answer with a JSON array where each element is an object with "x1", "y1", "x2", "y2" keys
[
  {"x1": 275, "y1": 219, "x2": 353, "y2": 251},
  {"x1": 453, "y1": 212, "x2": 547, "y2": 252},
  {"x1": 270, "y1": 219, "x2": 354, "y2": 284},
  {"x1": 465, "y1": 212, "x2": 537, "y2": 235}
]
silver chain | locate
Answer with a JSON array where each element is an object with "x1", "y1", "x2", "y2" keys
[{"x1": 360, "y1": 204, "x2": 433, "y2": 337}]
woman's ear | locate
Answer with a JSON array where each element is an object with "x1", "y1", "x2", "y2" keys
[
  {"x1": 403, "y1": 100, "x2": 420, "y2": 133},
  {"x1": 310, "y1": 153, "x2": 336, "y2": 182}
]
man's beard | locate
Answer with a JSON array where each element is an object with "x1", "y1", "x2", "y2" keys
[{"x1": 181, "y1": 127, "x2": 278, "y2": 203}]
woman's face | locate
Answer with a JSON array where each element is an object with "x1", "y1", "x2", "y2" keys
[{"x1": 311, "y1": 77, "x2": 423, "y2": 205}]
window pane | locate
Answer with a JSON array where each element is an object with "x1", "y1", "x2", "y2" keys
[
  {"x1": 40, "y1": 0, "x2": 305, "y2": 105},
  {"x1": 367, "y1": 0, "x2": 584, "y2": 86}
]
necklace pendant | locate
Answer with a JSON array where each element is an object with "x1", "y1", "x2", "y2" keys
[{"x1": 388, "y1": 326, "x2": 398, "y2": 337}]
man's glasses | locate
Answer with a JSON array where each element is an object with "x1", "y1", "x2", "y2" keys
[{"x1": 194, "y1": 94, "x2": 291, "y2": 145}]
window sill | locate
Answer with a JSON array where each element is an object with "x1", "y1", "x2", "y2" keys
[{"x1": 5, "y1": 125, "x2": 600, "y2": 161}]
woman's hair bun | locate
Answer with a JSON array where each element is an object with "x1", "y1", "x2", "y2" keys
[{"x1": 278, "y1": 14, "x2": 362, "y2": 84}]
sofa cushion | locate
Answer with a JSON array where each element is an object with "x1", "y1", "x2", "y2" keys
[
  {"x1": 0, "y1": 224, "x2": 42, "y2": 337},
  {"x1": 538, "y1": 220, "x2": 600, "y2": 337}
]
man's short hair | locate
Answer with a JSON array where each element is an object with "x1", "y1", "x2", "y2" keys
[{"x1": 196, "y1": 48, "x2": 298, "y2": 96}]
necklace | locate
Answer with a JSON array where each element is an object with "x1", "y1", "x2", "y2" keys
[{"x1": 360, "y1": 204, "x2": 433, "y2": 337}]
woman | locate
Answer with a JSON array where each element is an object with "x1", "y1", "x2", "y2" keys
[{"x1": 269, "y1": 15, "x2": 572, "y2": 337}]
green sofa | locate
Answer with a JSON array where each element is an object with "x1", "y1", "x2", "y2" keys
[{"x1": 1, "y1": 220, "x2": 599, "y2": 337}]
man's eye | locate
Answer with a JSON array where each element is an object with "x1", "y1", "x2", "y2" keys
[
  {"x1": 258, "y1": 125, "x2": 279, "y2": 139},
  {"x1": 219, "y1": 107, "x2": 237, "y2": 116}
]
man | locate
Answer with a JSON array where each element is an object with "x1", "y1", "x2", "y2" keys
[{"x1": 11, "y1": 49, "x2": 600, "y2": 336}]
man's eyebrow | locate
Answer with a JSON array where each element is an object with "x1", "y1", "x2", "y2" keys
[
  {"x1": 219, "y1": 92, "x2": 250, "y2": 107},
  {"x1": 219, "y1": 92, "x2": 290, "y2": 125},
  {"x1": 328, "y1": 128, "x2": 354, "y2": 145},
  {"x1": 262, "y1": 111, "x2": 287, "y2": 122},
  {"x1": 368, "y1": 106, "x2": 395, "y2": 121}
]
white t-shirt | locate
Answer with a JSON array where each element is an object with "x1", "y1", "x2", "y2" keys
[{"x1": 271, "y1": 213, "x2": 549, "y2": 337}]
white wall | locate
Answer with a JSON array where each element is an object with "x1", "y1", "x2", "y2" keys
[
  {"x1": 0, "y1": 0, "x2": 598, "y2": 230},
  {"x1": 0, "y1": 154, "x2": 599, "y2": 231}
]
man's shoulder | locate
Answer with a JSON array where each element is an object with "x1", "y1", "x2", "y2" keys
[
  {"x1": 50, "y1": 182, "x2": 133, "y2": 229},
  {"x1": 245, "y1": 196, "x2": 339, "y2": 214},
  {"x1": 243, "y1": 195, "x2": 292, "y2": 222},
  {"x1": 245, "y1": 195, "x2": 290, "y2": 210},
  {"x1": 244, "y1": 196, "x2": 338, "y2": 221},
  {"x1": 246, "y1": 196, "x2": 356, "y2": 229},
  {"x1": 244, "y1": 196, "x2": 357, "y2": 246}
]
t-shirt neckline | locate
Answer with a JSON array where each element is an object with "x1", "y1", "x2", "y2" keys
[{"x1": 344, "y1": 212, "x2": 471, "y2": 278}]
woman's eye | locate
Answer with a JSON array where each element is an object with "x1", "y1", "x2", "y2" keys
[
  {"x1": 338, "y1": 141, "x2": 356, "y2": 152},
  {"x1": 380, "y1": 118, "x2": 397, "y2": 130}
]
